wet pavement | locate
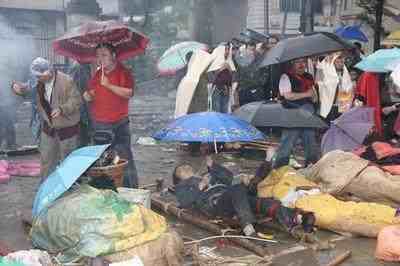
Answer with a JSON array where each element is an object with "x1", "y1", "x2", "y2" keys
[{"x1": 0, "y1": 86, "x2": 398, "y2": 265}]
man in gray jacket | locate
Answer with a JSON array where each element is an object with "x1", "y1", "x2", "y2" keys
[{"x1": 29, "y1": 58, "x2": 81, "y2": 182}]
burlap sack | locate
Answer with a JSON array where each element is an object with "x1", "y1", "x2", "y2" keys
[
  {"x1": 306, "y1": 151, "x2": 400, "y2": 207},
  {"x1": 345, "y1": 166, "x2": 400, "y2": 207},
  {"x1": 103, "y1": 230, "x2": 184, "y2": 266},
  {"x1": 306, "y1": 150, "x2": 369, "y2": 195},
  {"x1": 376, "y1": 226, "x2": 400, "y2": 261}
]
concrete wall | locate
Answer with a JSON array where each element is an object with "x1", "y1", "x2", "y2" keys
[
  {"x1": 247, "y1": 0, "x2": 334, "y2": 36},
  {"x1": 0, "y1": 0, "x2": 64, "y2": 11},
  {"x1": 66, "y1": 13, "x2": 96, "y2": 29},
  {"x1": 212, "y1": 0, "x2": 248, "y2": 44},
  {"x1": 0, "y1": 8, "x2": 65, "y2": 79}
]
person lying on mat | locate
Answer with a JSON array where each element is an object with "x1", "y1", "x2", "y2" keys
[{"x1": 172, "y1": 156, "x2": 315, "y2": 237}]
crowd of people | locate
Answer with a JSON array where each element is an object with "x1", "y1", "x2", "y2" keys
[
  {"x1": 3, "y1": 31, "x2": 400, "y2": 242},
  {"x1": 10, "y1": 43, "x2": 139, "y2": 188},
  {"x1": 179, "y1": 36, "x2": 400, "y2": 168}
]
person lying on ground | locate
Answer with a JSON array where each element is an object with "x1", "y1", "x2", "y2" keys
[{"x1": 172, "y1": 157, "x2": 316, "y2": 238}]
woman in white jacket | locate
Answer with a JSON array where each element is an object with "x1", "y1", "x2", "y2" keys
[{"x1": 316, "y1": 53, "x2": 354, "y2": 123}]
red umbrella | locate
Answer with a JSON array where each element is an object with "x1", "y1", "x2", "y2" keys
[{"x1": 53, "y1": 20, "x2": 150, "y2": 63}]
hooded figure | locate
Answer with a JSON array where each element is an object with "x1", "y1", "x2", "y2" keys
[
  {"x1": 317, "y1": 53, "x2": 353, "y2": 120},
  {"x1": 207, "y1": 44, "x2": 238, "y2": 113},
  {"x1": 175, "y1": 50, "x2": 213, "y2": 118},
  {"x1": 356, "y1": 72, "x2": 383, "y2": 135}
]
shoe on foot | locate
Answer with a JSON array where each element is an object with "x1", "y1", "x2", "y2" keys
[{"x1": 243, "y1": 224, "x2": 256, "y2": 237}]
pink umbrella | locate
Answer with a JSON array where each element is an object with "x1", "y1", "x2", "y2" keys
[
  {"x1": 53, "y1": 20, "x2": 150, "y2": 63},
  {"x1": 321, "y1": 107, "x2": 374, "y2": 155}
]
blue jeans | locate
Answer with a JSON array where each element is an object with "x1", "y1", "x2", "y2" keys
[
  {"x1": 93, "y1": 118, "x2": 139, "y2": 188},
  {"x1": 273, "y1": 104, "x2": 319, "y2": 168},
  {"x1": 212, "y1": 88, "x2": 229, "y2": 113}
]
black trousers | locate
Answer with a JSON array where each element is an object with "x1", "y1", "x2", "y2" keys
[{"x1": 210, "y1": 184, "x2": 298, "y2": 230}]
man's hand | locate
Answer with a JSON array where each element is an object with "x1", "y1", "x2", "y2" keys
[
  {"x1": 11, "y1": 81, "x2": 27, "y2": 96},
  {"x1": 51, "y1": 108, "x2": 62, "y2": 118},
  {"x1": 353, "y1": 99, "x2": 364, "y2": 107},
  {"x1": 239, "y1": 174, "x2": 254, "y2": 186},
  {"x1": 83, "y1": 90, "x2": 94, "y2": 102},
  {"x1": 382, "y1": 106, "x2": 396, "y2": 115},
  {"x1": 206, "y1": 155, "x2": 213, "y2": 168},
  {"x1": 101, "y1": 75, "x2": 111, "y2": 88},
  {"x1": 305, "y1": 89, "x2": 314, "y2": 97},
  {"x1": 231, "y1": 104, "x2": 240, "y2": 112},
  {"x1": 199, "y1": 175, "x2": 210, "y2": 191}
]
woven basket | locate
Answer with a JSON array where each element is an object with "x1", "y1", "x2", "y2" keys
[{"x1": 86, "y1": 159, "x2": 128, "y2": 187}]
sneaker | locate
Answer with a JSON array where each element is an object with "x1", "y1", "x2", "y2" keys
[{"x1": 243, "y1": 224, "x2": 256, "y2": 236}]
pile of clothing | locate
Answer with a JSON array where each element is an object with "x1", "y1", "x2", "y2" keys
[
  {"x1": 355, "y1": 141, "x2": 400, "y2": 174},
  {"x1": 0, "y1": 160, "x2": 40, "y2": 183}
]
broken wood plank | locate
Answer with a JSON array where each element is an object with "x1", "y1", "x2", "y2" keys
[
  {"x1": 151, "y1": 195, "x2": 270, "y2": 257},
  {"x1": 325, "y1": 251, "x2": 352, "y2": 266}
]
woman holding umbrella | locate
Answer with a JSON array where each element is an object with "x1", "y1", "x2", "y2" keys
[{"x1": 83, "y1": 43, "x2": 138, "y2": 188}]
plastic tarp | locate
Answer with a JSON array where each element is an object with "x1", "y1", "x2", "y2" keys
[
  {"x1": 31, "y1": 185, "x2": 167, "y2": 263},
  {"x1": 305, "y1": 150, "x2": 400, "y2": 207},
  {"x1": 32, "y1": 144, "x2": 110, "y2": 217},
  {"x1": 258, "y1": 166, "x2": 400, "y2": 237}
]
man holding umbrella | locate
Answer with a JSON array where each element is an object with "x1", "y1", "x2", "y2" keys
[
  {"x1": 83, "y1": 43, "x2": 138, "y2": 188},
  {"x1": 274, "y1": 58, "x2": 320, "y2": 169}
]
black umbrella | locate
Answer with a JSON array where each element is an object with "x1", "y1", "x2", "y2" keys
[
  {"x1": 258, "y1": 32, "x2": 354, "y2": 68},
  {"x1": 240, "y1": 28, "x2": 270, "y2": 43},
  {"x1": 234, "y1": 101, "x2": 327, "y2": 128}
]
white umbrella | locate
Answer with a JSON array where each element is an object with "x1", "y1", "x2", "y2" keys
[
  {"x1": 391, "y1": 63, "x2": 400, "y2": 88},
  {"x1": 385, "y1": 58, "x2": 400, "y2": 72}
]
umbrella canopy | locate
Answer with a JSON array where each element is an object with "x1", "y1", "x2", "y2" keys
[
  {"x1": 334, "y1": 25, "x2": 368, "y2": 42},
  {"x1": 240, "y1": 28, "x2": 270, "y2": 43},
  {"x1": 355, "y1": 48, "x2": 400, "y2": 73},
  {"x1": 258, "y1": 32, "x2": 354, "y2": 68},
  {"x1": 391, "y1": 63, "x2": 400, "y2": 88},
  {"x1": 152, "y1": 112, "x2": 265, "y2": 142},
  {"x1": 157, "y1": 41, "x2": 209, "y2": 76},
  {"x1": 53, "y1": 20, "x2": 149, "y2": 63},
  {"x1": 385, "y1": 58, "x2": 400, "y2": 72},
  {"x1": 32, "y1": 144, "x2": 110, "y2": 217},
  {"x1": 321, "y1": 107, "x2": 374, "y2": 154},
  {"x1": 234, "y1": 101, "x2": 327, "y2": 128},
  {"x1": 382, "y1": 30, "x2": 400, "y2": 46}
]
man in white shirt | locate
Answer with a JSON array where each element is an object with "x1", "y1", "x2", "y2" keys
[{"x1": 273, "y1": 58, "x2": 319, "y2": 169}]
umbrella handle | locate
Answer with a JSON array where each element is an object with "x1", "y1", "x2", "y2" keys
[{"x1": 176, "y1": 49, "x2": 186, "y2": 64}]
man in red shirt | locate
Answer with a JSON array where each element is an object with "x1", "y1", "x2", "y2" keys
[{"x1": 84, "y1": 43, "x2": 138, "y2": 188}]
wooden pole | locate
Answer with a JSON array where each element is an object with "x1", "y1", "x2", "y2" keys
[
  {"x1": 374, "y1": 0, "x2": 384, "y2": 51},
  {"x1": 325, "y1": 251, "x2": 352, "y2": 266},
  {"x1": 151, "y1": 195, "x2": 270, "y2": 257}
]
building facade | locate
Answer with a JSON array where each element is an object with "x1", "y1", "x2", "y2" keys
[
  {"x1": 0, "y1": 0, "x2": 66, "y2": 81},
  {"x1": 247, "y1": 0, "x2": 335, "y2": 37},
  {"x1": 338, "y1": 0, "x2": 400, "y2": 51}
]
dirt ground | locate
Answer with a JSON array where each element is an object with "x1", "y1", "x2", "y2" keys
[{"x1": 0, "y1": 98, "x2": 398, "y2": 266}]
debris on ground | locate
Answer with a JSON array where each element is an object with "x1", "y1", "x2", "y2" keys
[{"x1": 136, "y1": 137, "x2": 157, "y2": 146}]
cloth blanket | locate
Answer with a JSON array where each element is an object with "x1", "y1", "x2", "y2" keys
[
  {"x1": 304, "y1": 150, "x2": 400, "y2": 207},
  {"x1": 357, "y1": 142, "x2": 400, "y2": 175},
  {"x1": 0, "y1": 160, "x2": 40, "y2": 183},
  {"x1": 258, "y1": 166, "x2": 400, "y2": 237}
]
